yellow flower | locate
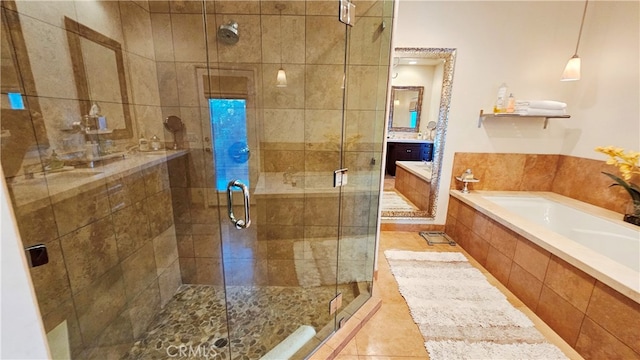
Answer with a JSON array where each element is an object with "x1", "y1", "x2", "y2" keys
[{"x1": 595, "y1": 145, "x2": 640, "y2": 180}]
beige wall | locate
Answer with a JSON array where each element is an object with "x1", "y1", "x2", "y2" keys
[{"x1": 394, "y1": 1, "x2": 640, "y2": 224}]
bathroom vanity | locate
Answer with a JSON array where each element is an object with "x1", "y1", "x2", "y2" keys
[{"x1": 385, "y1": 139, "x2": 433, "y2": 176}]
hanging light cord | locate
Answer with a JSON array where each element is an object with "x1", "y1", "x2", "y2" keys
[
  {"x1": 278, "y1": 7, "x2": 283, "y2": 68},
  {"x1": 573, "y1": 0, "x2": 589, "y2": 55}
]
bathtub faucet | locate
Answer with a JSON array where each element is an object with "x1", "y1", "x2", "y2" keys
[
  {"x1": 283, "y1": 166, "x2": 297, "y2": 184},
  {"x1": 455, "y1": 168, "x2": 479, "y2": 194}
]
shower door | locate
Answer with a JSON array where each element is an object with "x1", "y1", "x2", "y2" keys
[{"x1": 203, "y1": 7, "x2": 350, "y2": 357}]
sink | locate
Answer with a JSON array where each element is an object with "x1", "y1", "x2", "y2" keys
[{"x1": 9, "y1": 169, "x2": 102, "y2": 187}]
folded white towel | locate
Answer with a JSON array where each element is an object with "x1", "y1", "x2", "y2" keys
[
  {"x1": 515, "y1": 108, "x2": 567, "y2": 116},
  {"x1": 514, "y1": 100, "x2": 567, "y2": 110}
]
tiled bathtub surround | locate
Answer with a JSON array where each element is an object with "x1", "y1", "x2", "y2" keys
[
  {"x1": 447, "y1": 152, "x2": 640, "y2": 359},
  {"x1": 394, "y1": 166, "x2": 430, "y2": 211},
  {"x1": 10, "y1": 162, "x2": 181, "y2": 358},
  {"x1": 445, "y1": 194, "x2": 640, "y2": 359},
  {"x1": 450, "y1": 152, "x2": 631, "y2": 214}
]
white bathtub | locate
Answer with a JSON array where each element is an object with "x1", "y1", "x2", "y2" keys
[
  {"x1": 451, "y1": 191, "x2": 640, "y2": 303},
  {"x1": 485, "y1": 195, "x2": 640, "y2": 272}
]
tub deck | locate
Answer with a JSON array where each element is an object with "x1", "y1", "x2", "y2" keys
[{"x1": 395, "y1": 161, "x2": 432, "y2": 182}]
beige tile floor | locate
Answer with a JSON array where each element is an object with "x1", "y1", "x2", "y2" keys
[{"x1": 334, "y1": 231, "x2": 584, "y2": 360}]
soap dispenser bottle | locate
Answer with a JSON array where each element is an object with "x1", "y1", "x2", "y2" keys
[
  {"x1": 90, "y1": 102, "x2": 101, "y2": 116},
  {"x1": 85, "y1": 141, "x2": 99, "y2": 159},
  {"x1": 139, "y1": 135, "x2": 149, "y2": 152},
  {"x1": 493, "y1": 83, "x2": 508, "y2": 113},
  {"x1": 506, "y1": 93, "x2": 515, "y2": 113},
  {"x1": 150, "y1": 135, "x2": 161, "y2": 151}
]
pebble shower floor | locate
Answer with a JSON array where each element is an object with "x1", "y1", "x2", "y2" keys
[{"x1": 124, "y1": 284, "x2": 355, "y2": 359}]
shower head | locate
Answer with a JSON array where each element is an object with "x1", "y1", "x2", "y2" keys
[{"x1": 218, "y1": 21, "x2": 239, "y2": 44}]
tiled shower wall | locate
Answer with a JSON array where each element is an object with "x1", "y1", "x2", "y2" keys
[
  {"x1": 450, "y1": 152, "x2": 631, "y2": 214},
  {"x1": 150, "y1": 1, "x2": 392, "y2": 285}
]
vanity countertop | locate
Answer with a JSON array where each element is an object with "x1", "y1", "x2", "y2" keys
[
  {"x1": 8, "y1": 149, "x2": 188, "y2": 210},
  {"x1": 386, "y1": 138, "x2": 434, "y2": 144}
]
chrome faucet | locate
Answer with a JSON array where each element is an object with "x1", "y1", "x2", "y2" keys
[{"x1": 43, "y1": 150, "x2": 65, "y2": 171}]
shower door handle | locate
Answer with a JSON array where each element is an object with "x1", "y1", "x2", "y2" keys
[{"x1": 226, "y1": 179, "x2": 251, "y2": 229}]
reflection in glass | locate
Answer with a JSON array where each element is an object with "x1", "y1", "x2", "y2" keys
[
  {"x1": 64, "y1": 16, "x2": 133, "y2": 140},
  {"x1": 7, "y1": 92, "x2": 24, "y2": 109}
]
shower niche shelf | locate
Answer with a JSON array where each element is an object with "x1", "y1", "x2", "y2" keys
[{"x1": 477, "y1": 109, "x2": 570, "y2": 129}]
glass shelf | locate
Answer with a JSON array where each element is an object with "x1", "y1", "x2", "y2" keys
[{"x1": 477, "y1": 109, "x2": 570, "y2": 129}]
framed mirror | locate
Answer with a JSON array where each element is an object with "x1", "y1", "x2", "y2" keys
[
  {"x1": 386, "y1": 48, "x2": 456, "y2": 219},
  {"x1": 1, "y1": 6, "x2": 48, "y2": 178},
  {"x1": 388, "y1": 86, "x2": 424, "y2": 132},
  {"x1": 64, "y1": 17, "x2": 132, "y2": 140}
]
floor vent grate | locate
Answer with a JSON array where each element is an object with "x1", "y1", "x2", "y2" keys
[{"x1": 419, "y1": 231, "x2": 456, "y2": 246}]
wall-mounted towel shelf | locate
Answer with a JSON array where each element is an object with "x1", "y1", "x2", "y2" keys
[{"x1": 477, "y1": 109, "x2": 570, "y2": 129}]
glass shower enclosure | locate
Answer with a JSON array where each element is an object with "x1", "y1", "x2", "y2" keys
[{"x1": 0, "y1": 0, "x2": 392, "y2": 358}]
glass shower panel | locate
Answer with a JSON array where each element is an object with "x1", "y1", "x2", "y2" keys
[
  {"x1": 337, "y1": 0, "x2": 394, "y2": 317},
  {"x1": 203, "y1": 1, "x2": 349, "y2": 358},
  {"x1": 1, "y1": 2, "x2": 188, "y2": 358}
]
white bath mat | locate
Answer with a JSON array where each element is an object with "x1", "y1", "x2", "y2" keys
[
  {"x1": 381, "y1": 191, "x2": 417, "y2": 211},
  {"x1": 384, "y1": 250, "x2": 568, "y2": 360}
]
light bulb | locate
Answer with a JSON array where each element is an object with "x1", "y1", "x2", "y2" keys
[{"x1": 276, "y1": 68, "x2": 287, "y2": 88}]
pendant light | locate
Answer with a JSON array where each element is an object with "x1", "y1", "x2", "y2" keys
[
  {"x1": 561, "y1": 0, "x2": 588, "y2": 81},
  {"x1": 276, "y1": 4, "x2": 287, "y2": 87}
]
